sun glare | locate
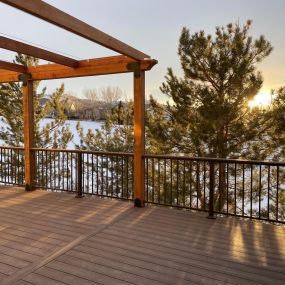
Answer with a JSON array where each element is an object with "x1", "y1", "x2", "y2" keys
[{"x1": 248, "y1": 91, "x2": 272, "y2": 108}]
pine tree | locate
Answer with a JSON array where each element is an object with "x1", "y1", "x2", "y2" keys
[
  {"x1": 148, "y1": 21, "x2": 272, "y2": 159},
  {"x1": 77, "y1": 100, "x2": 133, "y2": 152},
  {"x1": 0, "y1": 54, "x2": 73, "y2": 186},
  {"x1": 147, "y1": 21, "x2": 275, "y2": 213},
  {"x1": 0, "y1": 53, "x2": 73, "y2": 148}
]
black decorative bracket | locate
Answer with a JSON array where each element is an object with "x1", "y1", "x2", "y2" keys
[
  {"x1": 126, "y1": 62, "x2": 141, "y2": 78},
  {"x1": 134, "y1": 198, "x2": 145, "y2": 207},
  {"x1": 18, "y1": 73, "x2": 32, "y2": 86}
]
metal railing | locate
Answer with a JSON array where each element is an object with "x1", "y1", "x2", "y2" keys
[
  {"x1": 144, "y1": 154, "x2": 285, "y2": 224},
  {"x1": 0, "y1": 146, "x2": 24, "y2": 186},
  {"x1": 0, "y1": 146, "x2": 284, "y2": 223},
  {"x1": 33, "y1": 148, "x2": 134, "y2": 200}
]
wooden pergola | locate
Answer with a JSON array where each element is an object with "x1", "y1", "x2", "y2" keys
[{"x1": 0, "y1": 0, "x2": 157, "y2": 207}]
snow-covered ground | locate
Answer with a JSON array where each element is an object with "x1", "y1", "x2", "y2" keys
[{"x1": 0, "y1": 118, "x2": 103, "y2": 148}]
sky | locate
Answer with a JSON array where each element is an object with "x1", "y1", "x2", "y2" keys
[{"x1": 0, "y1": 0, "x2": 285, "y2": 102}]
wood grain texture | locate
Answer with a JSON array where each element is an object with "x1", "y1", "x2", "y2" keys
[
  {"x1": 133, "y1": 70, "x2": 145, "y2": 205},
  {"x1": 0, "y1": 60, "x2": 27, "y2": 73},
  {"x1": 22, "y1": 81, "x2": 35, "y2": 190},
  {"x1": 0, "y1": 56, "x2": 158, "y2": 83}
]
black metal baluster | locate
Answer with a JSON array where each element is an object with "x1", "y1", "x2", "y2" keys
[
  {"x1": 111, "y1": 155, "x2": 114, "y2": 197},
  {"x1": 70, "y1": 152, "x2": 72, "y2": 191},
  {"x1": 76, "y1": 152, "x2": 83, "y2": 198},
  {"x1": 170, "y1": 159, "x2": 173, "y2": 206},
  {"x1": 116, "y1": 155, "x2": 119, "y2": 197},
  {"x1": 87, "y1": 153, "x2": 89, "y2": 194},
  {"x1": 190, "y1": 161, "x2": 192, "y2": 208},
  {"x1": 126, "y1": 156, "x2": 129, "y2": 199},
  {"x1": 234, "y1": 163, "x2": 237, "y2": 215},
  {"x1": 152, "y1": 158, "x2": 155, "y2": 203},
  {"x1": 176, "y1": 159, "x2": 179, "y2": 207},
  {"x1": 120, "y1": 155, "x2": 123, "y2": 198},
  {"x1": 91, "y1": 154, "x2": 94, "y2": 195},
  {"x1": 158, "y1": 159, "x2": 161, "y2": 204},
  {"x1": 66, "y1": 152, "x2": 69, "y2": 191},
  {"x1": 203, "y1": 161, "x2": 206, "y2": 210},
  {"x1": 259, "y1": 165, "x2": 262, "y2": 219},
  {"x1": 276, "y1": 166, "x2": 279, "y2": 222},
  {"x1": 250, "y1": 165, "x2": 253, "y2": 218},
  {"x1": 242, "y1": 164, "x2": 245, "y2": 217},
  {"x1": 208, "y1": 161, "x2": 215, "y2": 219},
  {"x1": 164, "y1": 159, "x2": 166, "y2": 205},
  {"x1": 267, "y1": 165, "x2": 270, "y2": 220},
  {"x1": 196, "y1": 161, "x2": 200, "y2": 209},
  {"x1": 146, "y1": 157, "x2": 149, "y2": 202},
  {"x1": 183, "y1": 160, "x2": 185, "y2": 207}
]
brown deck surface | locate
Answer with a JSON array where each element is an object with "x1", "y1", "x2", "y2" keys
[{"x1": 0, "y1": 186, "x2": 283, "y2": 285}]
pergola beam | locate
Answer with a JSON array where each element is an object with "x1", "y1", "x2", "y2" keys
[
  {"x1": 0, "y1": 60, "x2": 27, "y2": 73},
  {"x1": 0, "y1": 56, "x2": 157, "y2": 83},
  {"x1": 0, "y1": 36, "x2": 79, "y2": 67},
  {"x1": 0, "y1": 0, "x2": 150, "y2": 61}
]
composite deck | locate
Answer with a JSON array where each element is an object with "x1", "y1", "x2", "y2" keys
[{"x1": 0, "y1": 187, "x2": 283, "y2": 285}]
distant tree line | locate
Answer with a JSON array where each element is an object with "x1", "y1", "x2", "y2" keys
[{"x1": 41, "y1": 86, "x2": 124, "y2": 121}]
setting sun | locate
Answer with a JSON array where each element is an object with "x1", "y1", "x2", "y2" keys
[{"x1": 248, "y1": 91, "x2": 273, "y2": 108}]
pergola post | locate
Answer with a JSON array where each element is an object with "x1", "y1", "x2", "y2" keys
[
  {"x1": 133, "y1": 68, "x2": 145, "y2": 207},
  {"x1": 21, "y1": 74, "x2": 35, "y2": 191},
  {"x1": 0, "y1": 0, "x2": 157, "y2": 198}
]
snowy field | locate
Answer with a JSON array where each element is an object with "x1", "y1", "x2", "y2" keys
[{"x1": 0, "y1": 118, "x2": 103, "y2": 148}]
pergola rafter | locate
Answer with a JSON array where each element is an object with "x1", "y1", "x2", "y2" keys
[
  {"x1": 0, "y1": 59, "x2": 27, "y2": 73},
  {"x1": 0, "y1": 36, "x2": 79, "y2": 68},
  {"x1": 0, "y1": 0, "x2": 157, "y2": 207},
  {"x1": 0, "y1": 0, "x2": 150, "y2": 60}
]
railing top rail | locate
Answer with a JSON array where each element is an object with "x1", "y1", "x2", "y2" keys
[
  {"x1": 30, "y1": 147, "x2": 134, "y2": 157},
  {"x1": 0, "y1": 146, "x2": 24, "y2": 150},
  {"x1": 1, "y1": 145, "x2": 284, "y2": 166},
  {"x1": 144, "y1": 153, "x2": 285, "y2": 166}
]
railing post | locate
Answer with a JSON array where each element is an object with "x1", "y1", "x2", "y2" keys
[
  {"x1": 76, "y1": 152, "x2": 83, "y2": 198},
  {"x1": 21, "y1": 74, "x2": 36, "y2": 191},
  {"x1": 208, "y1": 161, "x2": 216, "y2": 219}
]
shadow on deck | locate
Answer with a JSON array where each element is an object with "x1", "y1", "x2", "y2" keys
[{"x1": 0, "y1": 186, "x2": 284, "y2": 285}]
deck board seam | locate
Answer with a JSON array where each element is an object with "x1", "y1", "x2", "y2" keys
[
  {"x1": 84, "y1": 236, "x2": 284, "y2": 285},
  {"x1": 102, "y1": 226, "x2": 285, "y2": 259},
  {"x1": 63, "y1": 248, "x2": 234, "y2": 285},
  {"x1": 0, "y1": 207, "x2": 130, "y2": 233},
  {"x1": 124, "y1": 213, "x2": 285, "y2": 237},
  {"x1": 32, "y1": 269, "x2": 103, "y2": 285},
  {"x1": 1, "y1": 206, "x2": 135, "y2": 285},
  {"x1": 45, "y1": 261, "x2": 137, "y2": 285},
  {"x1": 94, "y1": 230, "x2": 285, "y2": 263},
  {"x1": 116, "y1": 216, "x2": 285, "y2": 240},
  {"x1": 69, "y1": 244, "x2": 285, "y2": 281}
]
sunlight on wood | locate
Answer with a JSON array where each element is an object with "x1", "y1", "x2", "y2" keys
[{"x1": 231, "y1": 225, "x2": 246, "y2": 262}]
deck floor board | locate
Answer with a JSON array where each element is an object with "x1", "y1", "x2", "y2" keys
[{"x1": 0, "y1": 186, "x2": 283, "y2": 285}]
